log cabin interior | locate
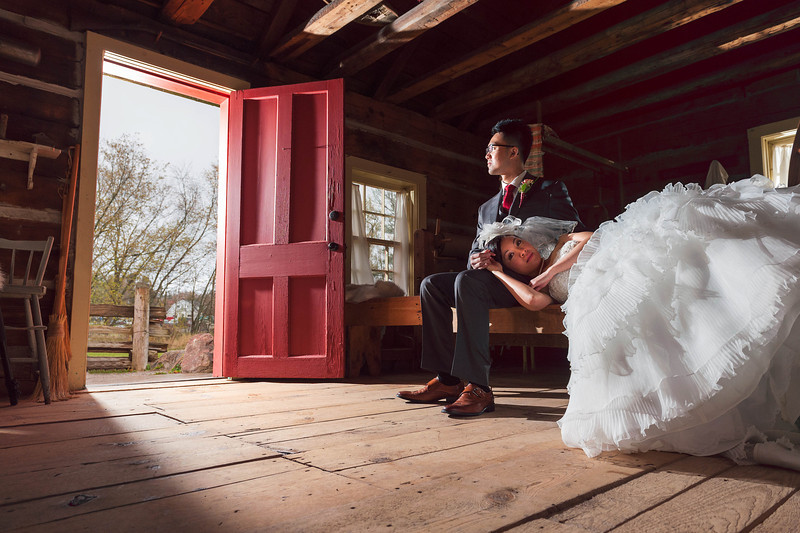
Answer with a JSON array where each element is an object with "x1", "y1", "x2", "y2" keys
[{"x1": 2, "y1": 1, "x2": 800, "y2": 530}]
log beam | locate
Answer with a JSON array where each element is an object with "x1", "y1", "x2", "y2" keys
[
  {"x1": 387, "y1": 0, "x2": 627, "y2": 105},
  {"x1": 433, "y1": 0, "x2": 746, "y2": 120},
  {"x1": 270, "y1": 0, "x2": 384, "y2": 61},
  {"x1": 535, "y1": 3, "x2": 800, "y2": 119},
  {"x1": 328, "y1": 0, "x2": 480, "y2": 78},
  {"x1": 161, "y1": 0, "x2": 215, "y2": 25},
  {"x1": 558, "y1": 46, "x2": 800, "y2": 135},
  {"x1": 252, "y1": 0, "x2": 298, "y2": 63}
]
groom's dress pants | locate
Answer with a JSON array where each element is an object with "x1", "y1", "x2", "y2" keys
[{"x1": 419, "y1": 268, "x2": 520, "y2": 386}]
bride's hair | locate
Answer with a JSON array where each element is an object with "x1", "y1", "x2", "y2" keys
[{"x1": 486, "y1": 236, "x2": 504, "y2": 265}]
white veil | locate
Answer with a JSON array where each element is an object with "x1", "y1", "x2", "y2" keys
[{"x1": 478, "y1": 216, "x2": 577, "y2": 259}]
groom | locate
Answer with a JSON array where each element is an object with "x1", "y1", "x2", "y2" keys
[{"x1": 398, "y1": 119, "x2": 584, "y2": 416}]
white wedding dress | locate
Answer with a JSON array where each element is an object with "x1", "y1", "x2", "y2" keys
[{"x1": 558, "y1": 176, "x2": 800, "y2": 461}]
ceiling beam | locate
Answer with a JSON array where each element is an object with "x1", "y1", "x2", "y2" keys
[
  {"x1": 270, "y1": 0, "x2": 384, "y2": 61},
  {"x1": 526, "y1": 2, "x2": 800, "y2": 120},
  {"x1": 161, "y1": 0, "x2": 215, "y2": 25},
  {"x1": 433, "y1": 0, "x2": 747, "y2": 121},
  {"x1": 252, "y1": 0, "x2": 298, "y2": 63},
  {"x1": 327, "y1": 0, "x2": 480, "y2": 78},
  {"x1": 558, "y1": 44, "x2": 800, "y2": 135},
  {"x1": 387, "y1": 0, "x2": 627, "y2": 105},
  {"x1": 373, "y1": 39, "x2": 420, "y2": 101}
]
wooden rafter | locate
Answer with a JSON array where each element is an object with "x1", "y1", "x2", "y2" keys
[
  {"x1": 433, "y1": 0, "x2": 747, "y2": 120},
  {"x1": 529, "y1": 2, "x2": 800, "y2": 119},
  {"x1": 373, "y1": 39, "x2": 420, "y2": 101},
  {"x1": 253, "y1": 0, "x2": 298, "y2": 63},
  {"x1": 328, "y1": 0, "x2": 480, "y2": 78},
  {"x1": 270, "y1": 0, "x2": 384, "y2": 61},
  {"x1": 557, "y1": 42, "x2": 800, "y2": 133},
  {"x1": 161, "y1": 0, "x2": 215, "y2": 25},
  {"x1": 387, "y1": 0, "x2": 627, "y2": 105}
]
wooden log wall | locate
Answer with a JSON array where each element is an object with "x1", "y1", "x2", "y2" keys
[{"x1": 0, "y1": 7, "x2": 81, "y2": 387}]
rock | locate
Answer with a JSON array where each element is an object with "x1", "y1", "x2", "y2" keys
[
  {"x1": 181, "y1": 333, "x2": 214, "y2": 373},
  {"x1": 154, "y1": 350, "x2": 183, "y2": 372}
]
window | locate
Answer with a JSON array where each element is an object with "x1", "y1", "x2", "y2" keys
[
  {"x1": 355, "y1": 182, "x2": 400, "y2": 282},
  {"x1": 346, "y1": 157, "x2": 426, "y2": 295},
  {"x1": 762, "y1": 129, "x2": 795, "y2": 187},
  {"x1": 748, "y1": 118, "x2": 799, "y2": 187}
]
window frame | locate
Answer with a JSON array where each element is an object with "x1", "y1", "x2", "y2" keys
[
  {"x1": 345, "y1": 156, "x2": 426, "y2": 294},
  {"x1": 747, "y1": 117, "x2": 799, "y2": 186},
  {"x1": 356, "y1": 183, "x2": 400, "y2": 282}
]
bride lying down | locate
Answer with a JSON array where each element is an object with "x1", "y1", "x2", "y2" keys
[{"x1": 478, "y1": 175, "x2": 800, "y2": 471}]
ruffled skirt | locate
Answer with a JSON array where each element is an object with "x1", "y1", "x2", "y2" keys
[{"x1": 559, "y1": 176, "x2": 800, "y2": 458}]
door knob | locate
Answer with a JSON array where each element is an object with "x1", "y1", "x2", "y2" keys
[{"x1": 328, "y1": 242, "x2": 340, "y2": 251}]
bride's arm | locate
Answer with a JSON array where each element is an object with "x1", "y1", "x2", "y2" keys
[
  {"x1": 530, "y1": 231, "x2": 593, "y2": 291},
  {"x1": 485, "y1": 259, "x2": 553, "y2": 311}
]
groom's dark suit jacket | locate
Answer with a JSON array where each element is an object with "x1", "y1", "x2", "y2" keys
[{"x1": 469, "y1": 173, "x2": 585, "y2": 262}]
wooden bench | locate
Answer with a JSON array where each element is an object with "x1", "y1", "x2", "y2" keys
[{"x1": 345, "y1": 296, "x2": 566, "y2": 377}]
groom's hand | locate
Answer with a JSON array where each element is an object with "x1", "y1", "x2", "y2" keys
[{"x1": 470, "y1": 249, "x2": 494, "y2": 269}]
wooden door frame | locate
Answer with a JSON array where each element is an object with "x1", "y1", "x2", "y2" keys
[{"x1": 72, "y1": 33, "x2": 248, "y2": 391}]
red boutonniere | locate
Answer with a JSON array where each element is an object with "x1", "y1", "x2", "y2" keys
[{"x1": 517, "y1": 177, "x2": 539, "y2": 205}]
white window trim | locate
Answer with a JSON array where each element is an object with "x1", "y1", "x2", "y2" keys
[
  {"x1": 747, "y1": 117, "x2": 799, "y2": 179},
  {"x1": 345, "y1": 156, "x2": 426, "y2": 294}
]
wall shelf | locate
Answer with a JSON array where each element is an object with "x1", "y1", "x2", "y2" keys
[{"x1": 0, "y1": 139, "x2": 62, "y2": 189}]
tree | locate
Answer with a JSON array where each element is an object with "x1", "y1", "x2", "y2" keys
[{"x1": 92, "y1": 134, "x2": 218, "y2": 325}]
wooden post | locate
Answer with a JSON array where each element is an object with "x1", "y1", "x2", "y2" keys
[{"x1": 132, "y1": 283, "x2": 150, "y2": 370}]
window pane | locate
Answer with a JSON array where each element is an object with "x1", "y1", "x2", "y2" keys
[
  {"x1": 365, "y1": 213, "x2": 382, "y2": 238},
  {"x1": 365, "y1": 185, "x2": 382, "y2": 212},
  {"x1": 384, "y1": 192, "x2": 395, "y2": 217},
  {"x1": 369, "y1": 243, "x2": 383, "y2": 270},
  {"x1": 386, "y1": 246, "x2": 394, "y2": 270},
  {"x1": 384, "y1": 215, "x2": 395, "y2": 240}
]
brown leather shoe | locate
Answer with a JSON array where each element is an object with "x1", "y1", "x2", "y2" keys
[
  {"x1": 442, "y1": 383, "x2": 495, "y2": 416},
  {"x1": 397, "y1": 377, "x2": 464, "y2": 403}
]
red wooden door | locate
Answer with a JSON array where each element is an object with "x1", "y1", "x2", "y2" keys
[{"x1": 219, "y1": 79, "x2": 344, "y2": 378}]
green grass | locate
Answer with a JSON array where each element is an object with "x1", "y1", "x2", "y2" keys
[{"x1": 87, "y1": 352, "x2": 130, "y2": 358}]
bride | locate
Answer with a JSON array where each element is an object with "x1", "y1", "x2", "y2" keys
[{"x1": 478, "y1": 175, "x2": 800, "y2": 470}]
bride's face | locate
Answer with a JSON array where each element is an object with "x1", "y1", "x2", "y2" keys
[{"x1": 499, "y1": 236, "x2": 541, "y2": 276}]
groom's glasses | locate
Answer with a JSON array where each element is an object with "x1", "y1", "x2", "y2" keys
[{"x1": 486, "y1": 143, "x2": 515, "y2": 154}]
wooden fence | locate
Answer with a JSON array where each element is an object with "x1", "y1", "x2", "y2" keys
[{"x1": 87, "y1": 284, "x2": 171, "y2": 371}]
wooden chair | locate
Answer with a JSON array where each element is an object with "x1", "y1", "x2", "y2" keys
[{"x1": 0, "y1": 236, "x2": 54, "y2": 404}]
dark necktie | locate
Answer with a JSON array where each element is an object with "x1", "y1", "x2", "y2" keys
[{"x1": 502, "y1": 184, "x2": 517, "y2": 211}]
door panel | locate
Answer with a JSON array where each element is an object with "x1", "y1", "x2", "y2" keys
[{"x1": 221, "y1": 79, "x2": 344, "y2": 378}]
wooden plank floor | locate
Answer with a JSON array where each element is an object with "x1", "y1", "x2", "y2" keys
[{"x1": 2, "y1": 371, "x2": 800, "y2": 532}]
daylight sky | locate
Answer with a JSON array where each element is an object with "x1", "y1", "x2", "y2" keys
[{"x1": 98, "y1": 75, "x2": 220, "y2": 174}]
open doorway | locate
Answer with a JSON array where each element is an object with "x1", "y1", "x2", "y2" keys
[
  {"x1": 71, "y1": 33, "x2": 248, "y2": 390},
  {"x1": 87, "y1": 53, "x2": 224, "y2": 374}
]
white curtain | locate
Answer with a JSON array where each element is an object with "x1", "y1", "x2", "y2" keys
[
  {"x1": 773, "y1": 143, "x2": 792, "y2": 187},
  {"x1": 394, "y1": 190, "x2": 411, "y2": 296},
  {"x1": 350, "y1": 184, "x2": 374, "y2": 285}
]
